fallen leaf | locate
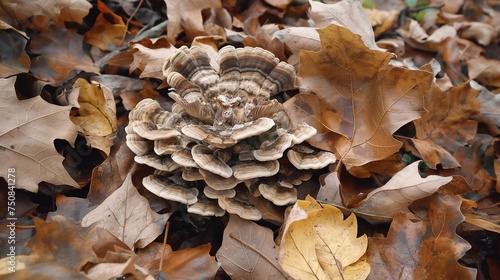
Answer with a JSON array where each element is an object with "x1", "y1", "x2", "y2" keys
[
  {"x1": 308, "y1": 0, "x2": 381, "y2": 51},
  {"x1": 0, "y1": 0, "x2": 91, "y2": 26},
  {"x1": 164, "y1": 0, "x2": 222, "y2": 43},
  {"x1": 83, "y1": 0, "x2": 127, "y2": 51},
  {"x1": 0, "y1": 76, "x2": 79, "y2": 192},
  {"x1": 279, "y1": 197, "x2": 370, "y2": 280},
  {"x1": 25, "y1": 215, "x2": 101, "y2": 269},
  {"x1": 29, "y1": 26, "x2": 100, "y2": 84},
  {"x1": 82, "y1": 173, "x2": 170, "y2": 249},
  {"x1": 216, "y1": 214, "x2": 289, "y2": 279},
  {"x1": 366, "y1": 194, "x2": 477, "y2": 279},
  {"x1": 70, "y1": 78, "x2": 117, "y2": 155},
  {"x1": 130, "y1": 37, "x2": 178, "y2": 79},
  {"x1": 284, "y1": 24, "x2": 433, "y2": 166},
  {"x1": 467, "y1": 56, "x2": 500, "y2": 88},
  {"x1": 85, "y1": 255, "x2": 153, "y2": 280},
  {"x1": 0, "y1": 29, "x2": 30, "y2": 77},
  {"x1": 3, "y1": 262, "x2": 89, "y2": 280},
  {"x1": 351, "y1": 161, "x2": 452, "y2": 224},
  {"x1": 470, "y1": 83, "x2": 500, "y2": 136}
]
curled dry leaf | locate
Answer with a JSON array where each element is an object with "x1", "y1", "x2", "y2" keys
[
  {"x1": 284, "y1": 24, "x2": 433, "y2": 166},
  {"x1": 69, "y1": 78, "x2": 117, "y2": 155},
  {"x1": 81, "y1": 174, "x2": 170, "y2": 249},
  {"x1": 130, "y1": 37, "x2": 178, "y2": 80},
  {"x1": 216, "y1": 215, "x2": 290, "y2": 280},
  {"x1": 0, "y1": 27, "x2": 30, "y2": 77},
  {"x1": 279, "y1": 196, "x2": 370, "y2": 280},
  {"x1": 366, "y1": 194, "x2": 477, "y2": 279},
  {"x1": 0, "y1": 77, "x2": 79, "y2": 192}
]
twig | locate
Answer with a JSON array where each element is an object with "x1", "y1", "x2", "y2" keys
[
  {"x1": 94, "y1": 19, "x2": 169, "y2": 69},
  {"x1": 158, "y1": 222, "x2": 170, "y2": 272},
  {"x1": 121, "y1": 0, "x2": 144, "y2": 43}
]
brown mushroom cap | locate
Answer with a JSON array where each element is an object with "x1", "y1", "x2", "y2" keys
[
  {"x1": 182, "y1": 168, "x2": 204, "y2": 181},
  {"x1": 132, "y1": 121, "x2": 180, "y2": 140},
  {"x1": 154, "y1": 137, "x2": 181, "y2": 155},
  {"x1": 199, "y1": 169, "x2": 240, "y2": 190},
  {"x1": 258, "y1": 183, "x2": 297, "y2": 206},
  {"x1": 203, "y1": 186, "x2": 236, "y2": 199},
  {"x1": 187, "y1": 200, "x2": 226, "y2": 217},
  {"x1": 134, "y1": 154, "x2": 180, "y2": 172},
  {"x1": 287, "y1": 149, "x2": 337, "y2": 170},
  {"x1": 253, "y1": 133, "x2": 295, "y2": 161},
  {"x1": 191, "y1": 144, "x2": 233, "y2": 178},
  {"x1": 218, "y1": 197, "x2": 262, "y2": 221},
  {"x1": 142, "y1": 175, "x2": 198, "y2": 205},
  {"x1": 171, "y1": 148, "x2": 199, "y2": 168},
  {"x1": 125, "y1": 128, "x2": 151, "y2": 156},
  {"x1": 232, "y1": 160, "x2": 280, "y2": 180}
]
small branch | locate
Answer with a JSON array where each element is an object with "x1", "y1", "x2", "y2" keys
[
  {"x1": 121, "y1": 0, "x2": 144, "y2": 43},
  {"x1": 158, "y1": 221, "x2": 170, "y2": 272},
  {"x1": 94, "y1": 19, "x2": 169, "y2": 69}
]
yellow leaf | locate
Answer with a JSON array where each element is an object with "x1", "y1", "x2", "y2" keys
[{"x1": 280, "y1": 197, "x2": 370, "y2": 280}]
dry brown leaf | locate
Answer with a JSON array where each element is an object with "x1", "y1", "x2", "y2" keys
[
  {"x1": 130, "y1": 37, "x2": 178, "y2": 79},
  {"x1": 69, "y1": 78, "x2": 117, "y2": 155},
  {"x1": 273, "y1": 27, "x2": 321, "y2": 68},
  {"x1": 216, "y1": 214, "x2": 289, "y2": 280},
  {"x1": 83, "y1": 0, "x2": 127, "y2": 51},
  {"x1": 471, "y1": 83, "x2": 500, "y2": 136},
  {"x1": 366, "y1": 195, "x2": 477, "y2": 279},
  {"x1": 308, "y1": 0, "x2": 380, "y2": 50},
  {"x1": 351, "y1": 161, "x2": 452, "y2": 224},
  {"x1": 29, "y1": 26, "x2": 100, "y2": 84},
  {"x1": 460, "y1": 198, "x2": 500, "y2": 234},
  {"x1": 412, "y1": 82, "x2": 480, "y2": 169},
  {"x1": 0, "y1": 77, "x2": 79, "y2": 192},
  {"x1": 85, "y1": 256, "x2": 153, "y2": 280},
  {"x1": 25, "y1": 215, "x2": 101, "y2": 270},
  {"x1": 279, "y1": 196, "x2": 370, "y2": 280},
  {"x1": 164, "y1": 0, "x2": 222, "y2": 43},
  {"x1": 467, "y1": 56, "x2": 500, "y2": 88},
  {"x1": 0, "y1": 28, "x2": 30, "y2": 77},
  {"x1": 284, "y1": 24, "x2": 433, "y2": 166},
  {"x1": 81, "y1": 174, "x2": 170, "y2": 249},
  {"x1": 0, "y1": 0, "x2": 91, "y2": 26}
]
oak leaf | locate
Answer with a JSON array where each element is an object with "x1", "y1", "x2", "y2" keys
[
  {"x1": 81, "y1": 174, "x2": 170, "y2": 249},
  {"x1": 366, "y1": 195, "x2": 477, "y2": 279},
  {"x1": 69, "y1": 78, "x2": 117, "y2": 155},
  {"x1": 412, "y1": 82, "x2": 480, "y2": 169},
  {"x1": 164, "y1": 0, "x2": 221, "y2": 43},
  {"x1": 0, "y1": 28, "x2": 30, "y2": 77},
  {"x1": 284, "y1": 24, "x2": 433, "y2": 166},
  {"x1": 279, "y1": 196, "x2": 370, "y2": 280},
  {"x1": 471, "y1": 83, "x2": 500, "y2": 136},
  {"x1": 130, "y1": 37, "x2": 178, "y2": 79},
  {"x1": 0, "y1": 0, "x2": 91, "y2": 26},
  {"x1": 0, "y1": 77, "x2": 79, "y2": 192},
  {"x1": 216, "y1": 214, "x2": 290, "y2": 280},
  {"x1": 83, "y1": 0, "x2": 127, "y2": 51},
  {"x1": 30, "y1": 26, "x2": 99, "y2": 84}
]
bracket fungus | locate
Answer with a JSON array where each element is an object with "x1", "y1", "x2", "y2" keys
[{"x1": 126, "y1": 45, "x2": 336, "y2": 220}]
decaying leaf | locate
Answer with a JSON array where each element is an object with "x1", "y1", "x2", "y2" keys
[
  {"x1": 366, "y1": 195, "x2": 477, "y2": 279},
  {"x1": 69, "y1": 78, "x2": 117, "y2": 155},
  {"x1": 284, "y1": 24, "x2": 433, "y2": 166},
  {"x1": 216, "y1": 215, "x2": 289, "y2": 280},
  {"x1": 29, "y1": 26, "x2": 99, "y2": 84},
  {"x1": 351, "y1": 161, "x2": 452, "y2": 224},
  {"x1": 0, "y1": 77, "x2": 79, "y2": 192},
  {"x1": 130, "y1": 37, "x2": 178, "y2": 79},
  {"x1": 279, "y1": 196, "x2": 370, "y2": 280},
  {"x1": 81, "y1": 174, "x2": 170, "y2": 249},
  {"x1": 0, "y1": 28, "x2": 30, "y2": 77}
]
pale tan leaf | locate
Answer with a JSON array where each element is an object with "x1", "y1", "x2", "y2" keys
[
  {"x1": 0, "y1": 77, "x2": 79, "y2": 192},
  {"x1": 81, "y1": 174, "x2": 170, "y2": 249}
]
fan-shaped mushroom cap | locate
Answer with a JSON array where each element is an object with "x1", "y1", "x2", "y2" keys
[
  {"x1": 203, "y1": 186, "x2": 236, "y2": 199},
  {"x1": 258, "y1": 183, "x2": 297, "y2": 206},
  {"x1": 218, "y1": 197, "x2": 262, "y2": 221},
  {"x1": 142, "y1": 175, "x2": 198, "y2": 205},
  {"x1": 253, "y1": 133, "x2": 295, "y2": 161},
  {"x1": 187, "y1": 200, "x2": 226, "y2": 217},
  {"x1": 199, "y1": 169, "x2": 240, "y2": 190},
  {"x1": 154, "y1": 137, "x2": 181, "y2": 155},
  {"x1": 134, "y1": 155, "x2": 179, "y2": 172},
  {"x1": 287, "y1": 148, "x2": 337, "y2": 170},
  {"x1": 125, "y1": 127, "x2": 151, "y2": 156},
  {"x1": 191, "y1": 144, "x2": 233, "y2": 178},
  {"x1": 132, "y1": 121, "x2": 180, "y2": 140},
  {"x1": 232, "y1": 160, "x2": 280, "y2": 180},
  {"x1": 171, "y1": 148, "x2": 198, "y2": 168},
  {"x1": 182, "y1": 168, "x2": 204, "y2": 181}
]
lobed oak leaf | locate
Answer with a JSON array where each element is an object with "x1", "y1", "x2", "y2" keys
[
  {"x1": 307, "y1": 0, "x2": 380, "y2": 51},
  {"x1": 351, "y1": 161, "x2": 452, "y2": 224},
  {"x1": 470, "y1": 83, "x2": 500, "y2": 136},
  {"x1": 216, "y1": 214, "x2": 290, "y2": 280},
  {"x1": 0, "y1": 0, "x2": 91, "y2": 26},
  {"x1": 81, "y1": 173, "x2": 170, "y2": 249},
  {"x1": 366, "y1": 194, "x2": 477, "y2": 279},
  {"x1": 69, "y1": 78, "x2": 117, "y2": 155},
  {"x1": 0, "y1": 77, "x2": 79, "y2": 192},
  {"x1": 83, "y1": 0, "x2": 127, "y2": 51},
  {"x1": 284, "y1": 24, "x2": 433, "y2": 166},
  {"x1": 25, "y1": 215, "x2": 101, "y2": 270},
  {"x1": 412, "y1": 82, "x2": 480, "y2": 169},
  {"x1": 279, "y1": 196, "x2": 370, "y2": 280},
  {"x1": 30, "y1": 26, "x2": 99, "y2": 84},
  {"x1": 164, "y1": 0, "x2": 221, "y2": 43},
  {"x1": 130, "y1": 37, "x2": 178, "y2": 79}
]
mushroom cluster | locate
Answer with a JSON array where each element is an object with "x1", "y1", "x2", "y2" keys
[{"x1": 126, "y1": 45, "x2": 336, "y2": 220}]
